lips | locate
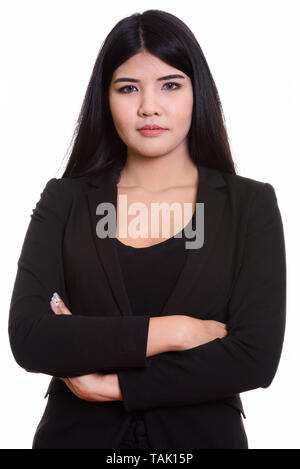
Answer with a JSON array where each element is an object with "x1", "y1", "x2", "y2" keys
[
  {"x1": 138, "y1": 127, "x2": 167, "y2": 136},
  {"x1": 138, "y1": 125, "x2": 166, "y2": 130}
]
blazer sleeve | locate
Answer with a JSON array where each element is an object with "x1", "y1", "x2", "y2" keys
[
  {"x1": 117, "y1": 182, "x2": 286, "y2": 412},
  {"x1": 8, "y1": 177, "x2": 150, "y2": 378}
]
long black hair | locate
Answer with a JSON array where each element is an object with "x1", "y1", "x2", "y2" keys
[{"x1": 61, "y1": 9, "x2": 236, "y2": 182}]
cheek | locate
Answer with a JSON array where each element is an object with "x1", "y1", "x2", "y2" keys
[
  {"x1": 109, "y1": 96, "x2": 121, "y2": 119},
  {"x1": 110, "y1": 99, "x2": 134, "y2": 132},
  {"x1": 169, "y1": 94, "x2": 193, "y2": 125}
]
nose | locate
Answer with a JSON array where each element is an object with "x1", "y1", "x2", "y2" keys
[
  {"x1": 141, "y1": 110, "x2": 159, "y2": 116},
  {"x1": 138, "y1": 92, "x2": 161, "y2": 117}
]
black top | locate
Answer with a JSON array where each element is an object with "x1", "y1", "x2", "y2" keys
[{"x1": 115, "y1": 213, "x2": 196, "y2": 448}]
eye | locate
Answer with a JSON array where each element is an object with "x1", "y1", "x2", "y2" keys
[
  {"x1": 118, "y1": 85, "x2": 138, "y2": 94},
  {"x1": 162, "y1": 82, "x2": 182, "y2": 91},
  {"x1": 117, "y1": 82, "x2": 182, "y2": 94}
]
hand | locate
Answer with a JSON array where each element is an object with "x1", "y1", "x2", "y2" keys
[
  {"x1": 50, "y1": 292, "x2": 72, "y2": 315},
  {"x1": 178, "y1": 316, "x2": 228, "y2": 351},
  {"x1": 50, "y1": 292, "x2": 122, "y2": 402},
  {"x1": 59, "y1": 373, "x2": 121, "y2": 402}
]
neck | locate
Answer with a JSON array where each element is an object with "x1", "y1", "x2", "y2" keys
[{"x1": 117, "y1": 151, "x2": 199, "y2": 192}]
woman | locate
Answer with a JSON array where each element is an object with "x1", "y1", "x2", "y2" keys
[{"x1": 8, "y1": 10, "x2": 286, "y2": 449}]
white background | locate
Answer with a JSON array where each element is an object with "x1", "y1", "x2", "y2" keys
[{"x1": 1, "y1": 0, "x2": 299, "y2": 449}]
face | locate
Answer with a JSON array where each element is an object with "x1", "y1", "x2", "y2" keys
[{"x1": 108, "y1": 51, "x2": 194, "y2": 159}]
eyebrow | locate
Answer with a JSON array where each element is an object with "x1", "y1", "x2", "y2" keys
[{"x1": 113, "y1": 74, "x2": 185, "y2": 84}]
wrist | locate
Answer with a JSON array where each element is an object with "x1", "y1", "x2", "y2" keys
[
  {"x1": 103, "y1": 373, "x2": 123, "y2": 401},
  {"x1": 171, "y1": 315, "x2": 188, "y2": 351}
]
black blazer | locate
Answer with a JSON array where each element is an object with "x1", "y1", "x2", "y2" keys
[{"x1": 8, "y1": 164, "x2": 286, "y2": 449}]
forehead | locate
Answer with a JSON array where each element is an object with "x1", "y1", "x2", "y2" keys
[{"x1": 112, "y1": 51, "x2": 186, "y2": 80}]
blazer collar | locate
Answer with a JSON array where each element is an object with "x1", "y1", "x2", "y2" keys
[{"x1": 85, "y1": 164, "x2": 227, "y2": 317}]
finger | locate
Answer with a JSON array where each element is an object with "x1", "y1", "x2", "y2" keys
[
  {"x1": 59, "y1": 302, "x2": 72, "y2": 315},
  {"x1": 50, "y1": 299, "x2": 62, "y2": 314},
  {"x1": 62, "y1": 378, "x2": 73, "y2": 393},
  {"x1": 53, "y1": 292, "x2": 72, "y2": 315},
  {"x1": 51, "y1": 293, "x2": 72, "y2": 315},
  {"x1": 50, "y1": 297, "x2": 65, "y2": 314},
  {"x1": 63, "y1": 378, "x2": 82, "y2": 399}
]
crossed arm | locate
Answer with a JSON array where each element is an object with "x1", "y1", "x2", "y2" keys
[
  {"x1": 8, "y1": 178, "x2": 286, "y2": 412},
  {"x1": 49, "y1": 295, "x2": 225, "y2": 402},
  {"x1": 49, "y1": 295, "x2": 175, "y2": 402}
]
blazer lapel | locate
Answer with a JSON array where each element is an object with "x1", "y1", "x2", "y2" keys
[
  {"x1": 161, "y1": 166, "x2": 227, "y2": 315},
  {"x1": 85, "y1": 164, "x2": 227, "y2": 318},
  {"x1": 86, "y1": 171, "x2": 133, "y2": 318}
]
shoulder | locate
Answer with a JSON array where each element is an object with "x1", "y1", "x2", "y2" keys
[
  {"x1": 222, "y1": 171, "x2": 270, "y2": 194},
  {"x1": 44, "y1": 175, "x2": 88, "y2": 191},
  {"x1": 41, "y1": 175, "x2": 90, "y2": 202},
  {"x1": 221, "y1": 172, "x2": 282, "y2": 240},
  {"x1": 221, "y1": 171, "x2": 278, "y2": 209},
  {"x1": 36, "y1": 176, "x2": 88, "y2": 224}
]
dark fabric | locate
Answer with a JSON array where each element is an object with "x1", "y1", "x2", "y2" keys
[
  {"x1": 115, "y1": 216, "x2": 191, "y2": 317},
  {"x1": 116, "y1": 219, "x2": 191, "y2": 448},
  {"x1": 118, "y1": 412, "x2": 151, "y2": 449},
  {"x1": 7, "y1": 163, "x2": 286, "y2": 449}
]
